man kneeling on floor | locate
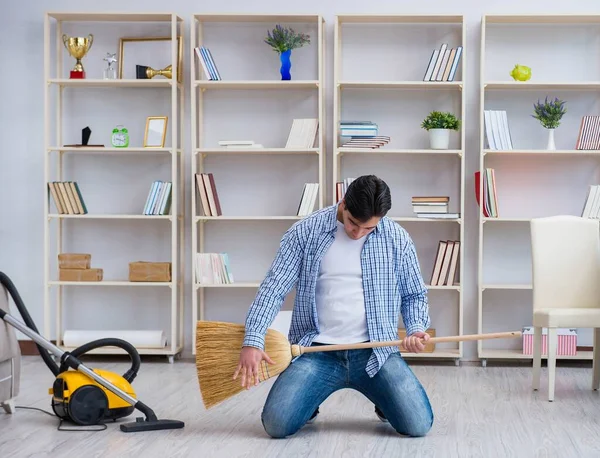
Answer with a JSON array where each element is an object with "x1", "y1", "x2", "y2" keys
[{"x1": 234, "y1": 175, "x2": 434, "y2": 438}]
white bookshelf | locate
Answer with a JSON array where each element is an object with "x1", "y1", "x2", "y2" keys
[
  {"x1": 43, "y1": 12, "x2": 184, "y2": 362},
  {"x1": 478, "y1": 14, "x2": 600, "y2": 365},
  {"x1": 190, "y1": 14, "x2": 326, "y2": 353},
  {"x1": 333, "y1": 15, "x2": 466, "y2": 363}
]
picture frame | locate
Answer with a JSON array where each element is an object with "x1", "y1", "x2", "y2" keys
[
  {"x1": 118, "y1": 36, "x2": 183, "y2": 82},
  {"x1": 144, "y1": 116, "x2": 168, "y2": 148}
]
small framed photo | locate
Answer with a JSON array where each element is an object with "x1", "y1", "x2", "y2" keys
[
  {"x1": 118, "y1": 36, "x2": 183, "y2": 82},
  {"x1": 144, "y1": 116, "x2": 168, "y2": 148}
]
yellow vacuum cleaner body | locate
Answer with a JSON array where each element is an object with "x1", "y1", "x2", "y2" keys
[{"x1": 49, "y1": 368, "x2": 136, "y2": 425}]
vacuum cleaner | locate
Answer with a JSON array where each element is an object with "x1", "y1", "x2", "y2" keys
[{"x1": 0, "y1": 271, "x2": 184, "y2": 432}]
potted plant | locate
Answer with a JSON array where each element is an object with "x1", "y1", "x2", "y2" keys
[
  {"x1": 532, "y1": 96, "x2": 567, "y2": 150},
  {"x1": 421, "y1": 111, "x2": 461, "y2": 149},
  {"x1": 264, "y1": 25, "x2": 310, "y2": 80}
]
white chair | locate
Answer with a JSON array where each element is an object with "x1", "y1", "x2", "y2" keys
[{"x1": 530, "y1": 215, "x2": 600, "y2": 401}]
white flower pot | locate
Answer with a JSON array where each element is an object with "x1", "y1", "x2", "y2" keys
[
  {"x1": 546, "y1": 128, "x2": 556, "y2": 150},
  {"x1": 429, "y1": 128, "x2": 450, "y2": 150}
]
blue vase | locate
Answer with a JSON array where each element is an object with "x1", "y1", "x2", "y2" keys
[{"x1": 280, "y1": 50, "x2": 292, "y2": 80}]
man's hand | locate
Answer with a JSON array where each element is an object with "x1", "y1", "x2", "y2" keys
[
  {"x1": 233, "y1": 346, "x2": 275, "y2": 390},
  {"x1": 401, "y1": 331, "x2": 430, "y2": 353}
]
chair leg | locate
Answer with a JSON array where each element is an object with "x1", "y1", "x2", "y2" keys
[
  {"x1": 532, "y1": 326, "x2": 542, "y2": 390},
  {"x1": 593, "y1": 328, "x2": 600, "y2": 391},
  {"x1": 1, "y1": 399, "x2": 16, "y2": 414},
  {"x1": 547, "y1": 327, "x2": 557, "y2": 401}
]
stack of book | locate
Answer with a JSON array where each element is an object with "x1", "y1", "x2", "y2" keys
[
  {"x1": 430, "y1": 240, "x2": 460, "y2": 286},
  {"x1": 412, "y1": 196, "x2": 459, "y2": 219},
  {"x1": 297, "y1": 183, "x2": 319, "y2": 217},
  {"x1": 423, "y1": 44, "x2": 463, "y2": 82},
  {"x1": 48, "y1": 181, "x2": 87, "y2": 215},
  {"x1": 217, "y1": 140, "x2": 264, "y2": 149},
  {"x1": 195, "y1": 252, "x2": 234, "y2": 285},
  {"x1": 339, "y1": 121, "x2": 390, "y2": 149},
  {"x1": 143, "y1": 181, "x2": 172, "y2": 215},
  {"x1": 335, "y1": 177, "x2": 355, "y2": 202},
  {"x1": 195, "y1": 173, "x2": 222, "y2": 216},
  {"x1": 475, "y1": 169, "x2": 499, "y2": 218},
  {"x1": 484, "y1": 110, "x2": 513, "y2": 150},
  {"x1": 339, "y1": 121, "x2": 378, "y2": 137},
  {"x1": 575, "y1": 115, "x2": 600, "y2": 150},
  {"x1": 581, "y1": 185, "x2": 600, "y2": 218},
  {"x1": 194, "y1": 46, "x2": 221, "y2": 81},
  {"x1": 285, "y1": 118, "x2": 319, "y2": 149}
]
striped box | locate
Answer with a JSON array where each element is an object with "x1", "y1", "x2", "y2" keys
[{"x1": 522, "y1": 327, "x2": 577, "y2": 356}]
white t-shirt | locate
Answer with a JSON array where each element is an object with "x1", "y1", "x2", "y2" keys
[{"x1": 313, "y1": 221, "x2": 370, "y2": 344}]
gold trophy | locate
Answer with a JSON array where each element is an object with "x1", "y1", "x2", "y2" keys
[
  {"x1": 62, "y1": 34, "x2": 94, "y2": 79},
  {"x1": 136, "y1": 64, "x2": 172, "y2": 79}
]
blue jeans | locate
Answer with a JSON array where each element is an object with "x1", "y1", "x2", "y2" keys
[{"x1": 261, "y1": 347, "x2": 434, "y2": 438}]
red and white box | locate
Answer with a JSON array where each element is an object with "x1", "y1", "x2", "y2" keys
[{"x1": 522, "y1": 326, "x2": 577, "y2": 356}]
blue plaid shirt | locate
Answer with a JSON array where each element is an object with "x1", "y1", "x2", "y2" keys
[{"x1": 243, "y1": 203, "x2": 430, "y2": 377}]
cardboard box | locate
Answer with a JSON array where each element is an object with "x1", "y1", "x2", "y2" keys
[
  {"x1": 522, "y1": 326, "x2": 577, "y2": 356},
  {"x1": 398, "y1": 328, "x2": 436, "y2": 353},
  {"x1": 58, "y1": 253, "x2": 91, "y2": 270},
  {"x1": 59, "y1": 268, "x2": 103, "y2": 282},
  {"x1": 129, "y1": 262, "x2": 171, "y2": 282}
]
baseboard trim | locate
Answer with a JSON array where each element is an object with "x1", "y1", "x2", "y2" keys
[{"x1": 19, "y1": 340, "x2": 56, "y2": 355}]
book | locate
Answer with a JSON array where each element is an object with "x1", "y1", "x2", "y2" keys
[
  {"x1": 195, "y1": 173, "x2": 222, "y2": 216},
  {"x1": 48, "y1": 181, "x2": 88, "y2": 215}
]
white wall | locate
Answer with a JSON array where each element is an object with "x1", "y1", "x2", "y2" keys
[{"x1": 1, "y1": 0, "x2": 599, "y2": 360}]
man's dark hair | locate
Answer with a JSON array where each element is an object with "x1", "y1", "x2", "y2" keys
[{"x1": 343, "y1": 175, "x2": 391, "y2": 221}]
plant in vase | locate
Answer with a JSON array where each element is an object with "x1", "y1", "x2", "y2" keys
[
  {"x1": 264, "y1": 25, "x2": 310, "y2": 80},
  {"x1": 532, "y1": 96, "x2": 567, "y2": 150},
  {"x1": 421, "y1": 111, "x2": 461, "y2": 150}
]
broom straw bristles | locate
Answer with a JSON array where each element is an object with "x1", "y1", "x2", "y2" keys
[
  {"x1": 195, "y1": 321, "x2": 293, "y2": 409},
  {"x1": 196, "y1": 320, "x2": 522, "y2": 409}
]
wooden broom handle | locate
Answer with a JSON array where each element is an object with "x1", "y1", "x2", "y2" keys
[{"x1": 293, "y1": 331, "x2": 522, "y2": 355}]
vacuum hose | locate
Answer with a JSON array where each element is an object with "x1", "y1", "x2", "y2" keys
[{"x1": 0, "y1": 271, "x2": 141, "y2": 383}]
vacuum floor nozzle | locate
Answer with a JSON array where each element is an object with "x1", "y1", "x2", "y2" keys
[{"x1": 120, "y1": 417, "x2": 185, "y2": 433}]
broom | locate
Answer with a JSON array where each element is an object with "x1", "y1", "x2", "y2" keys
[{"x1": 195, "y1": 320, "x2": 522, "y2": 409}]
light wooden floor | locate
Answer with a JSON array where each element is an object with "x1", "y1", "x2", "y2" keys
[{"x1": 2, "y1": 356, "x2": 600, "y2": 457}]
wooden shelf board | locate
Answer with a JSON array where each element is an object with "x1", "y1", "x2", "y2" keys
[
  {"x1": 49, "y1": 281, "x2": 173, "y2": 287},
  {"x1": 49, "y1": 147, "x2": 172, "y2": 154},
  {"x1": 480, "y1": 349, "x2": 593, "y2": 360},
  {"x1": 484, "y1": 149, "x2": 600, "y2": 155},
  {"x1": 340, "y1": 81, "x2": 462, "y2": 89},
  {"x1": 337, "y1": 14, "x2": 464, "y2": 24},
  {"x1": 196, "y1": 148, "x2": 319, "y2": 155},
  {"x1": 48, "y1": 214, "x2": 172, "y2": 220},
  {"x1": 401, "y1": 349, "x2": 461, "y2": 358},
  {"x1": 47, "y1": 12, "x2": 182, "y2": 22},
  {"x1": 196, "y1": 282, "x2": 261, "y2": 289},
  {"x1": 339, "y1": 148, "x2": 461, "y2": 155},
  {"x1": 195, "y1": 80, "x2": 318, "y2": 89},
  {"x1": 485, "y1": 81, "x2": 600, "y2": 90},
  {"x1": 196, "y1": 216, "x2": 302, "y2": 222},
  {"x1": 57, "y1": 345, "x2": 183, "y2": 356},
  {"x1": 427, "y1": 285, "x2": 460, "y2": 290},
  {"x1": 48, "y1": 79, "x2": 175, "y2": 88},
  {"x1": 482, "y1": 284, "x2": 532, "y2": 290},
  {"x1": 392, "y1": 217, "x2": 462, "y2": 223},
  {"x1": 193, "y1": 14, "x2": 321, "y2": 23},
  {"x1": 485, "y1": 14, "x2": 600, "y2": 24},
  {"x1": 483, "y1": 217, "x2": 531, "y2": 222}
]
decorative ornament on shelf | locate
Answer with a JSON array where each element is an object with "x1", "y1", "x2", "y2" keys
[
  {"x1": 510, "y1": 64, "x2": 532, "y2": 82},
  {"x1": 103, "y1": 52, "x2": 117, "y2": 80},
  {"x1": 111, "y1": 125, "x2": 129, "y2": 148},
  {"x1": 421, "y1": 111, "x2": 461, "y2": 150},
  {"x1": 62, "y1": 34, "x2": 93, "y2": 79},
  {"x1": 136, "y1": 64, "x2": 172, "y2": 80},
  {"x1": 532, "y1": 97, "x2": 567, "y2": 150},
  {"x1": 264, "y1": 25, "x2": 310, "y2": 81}
]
